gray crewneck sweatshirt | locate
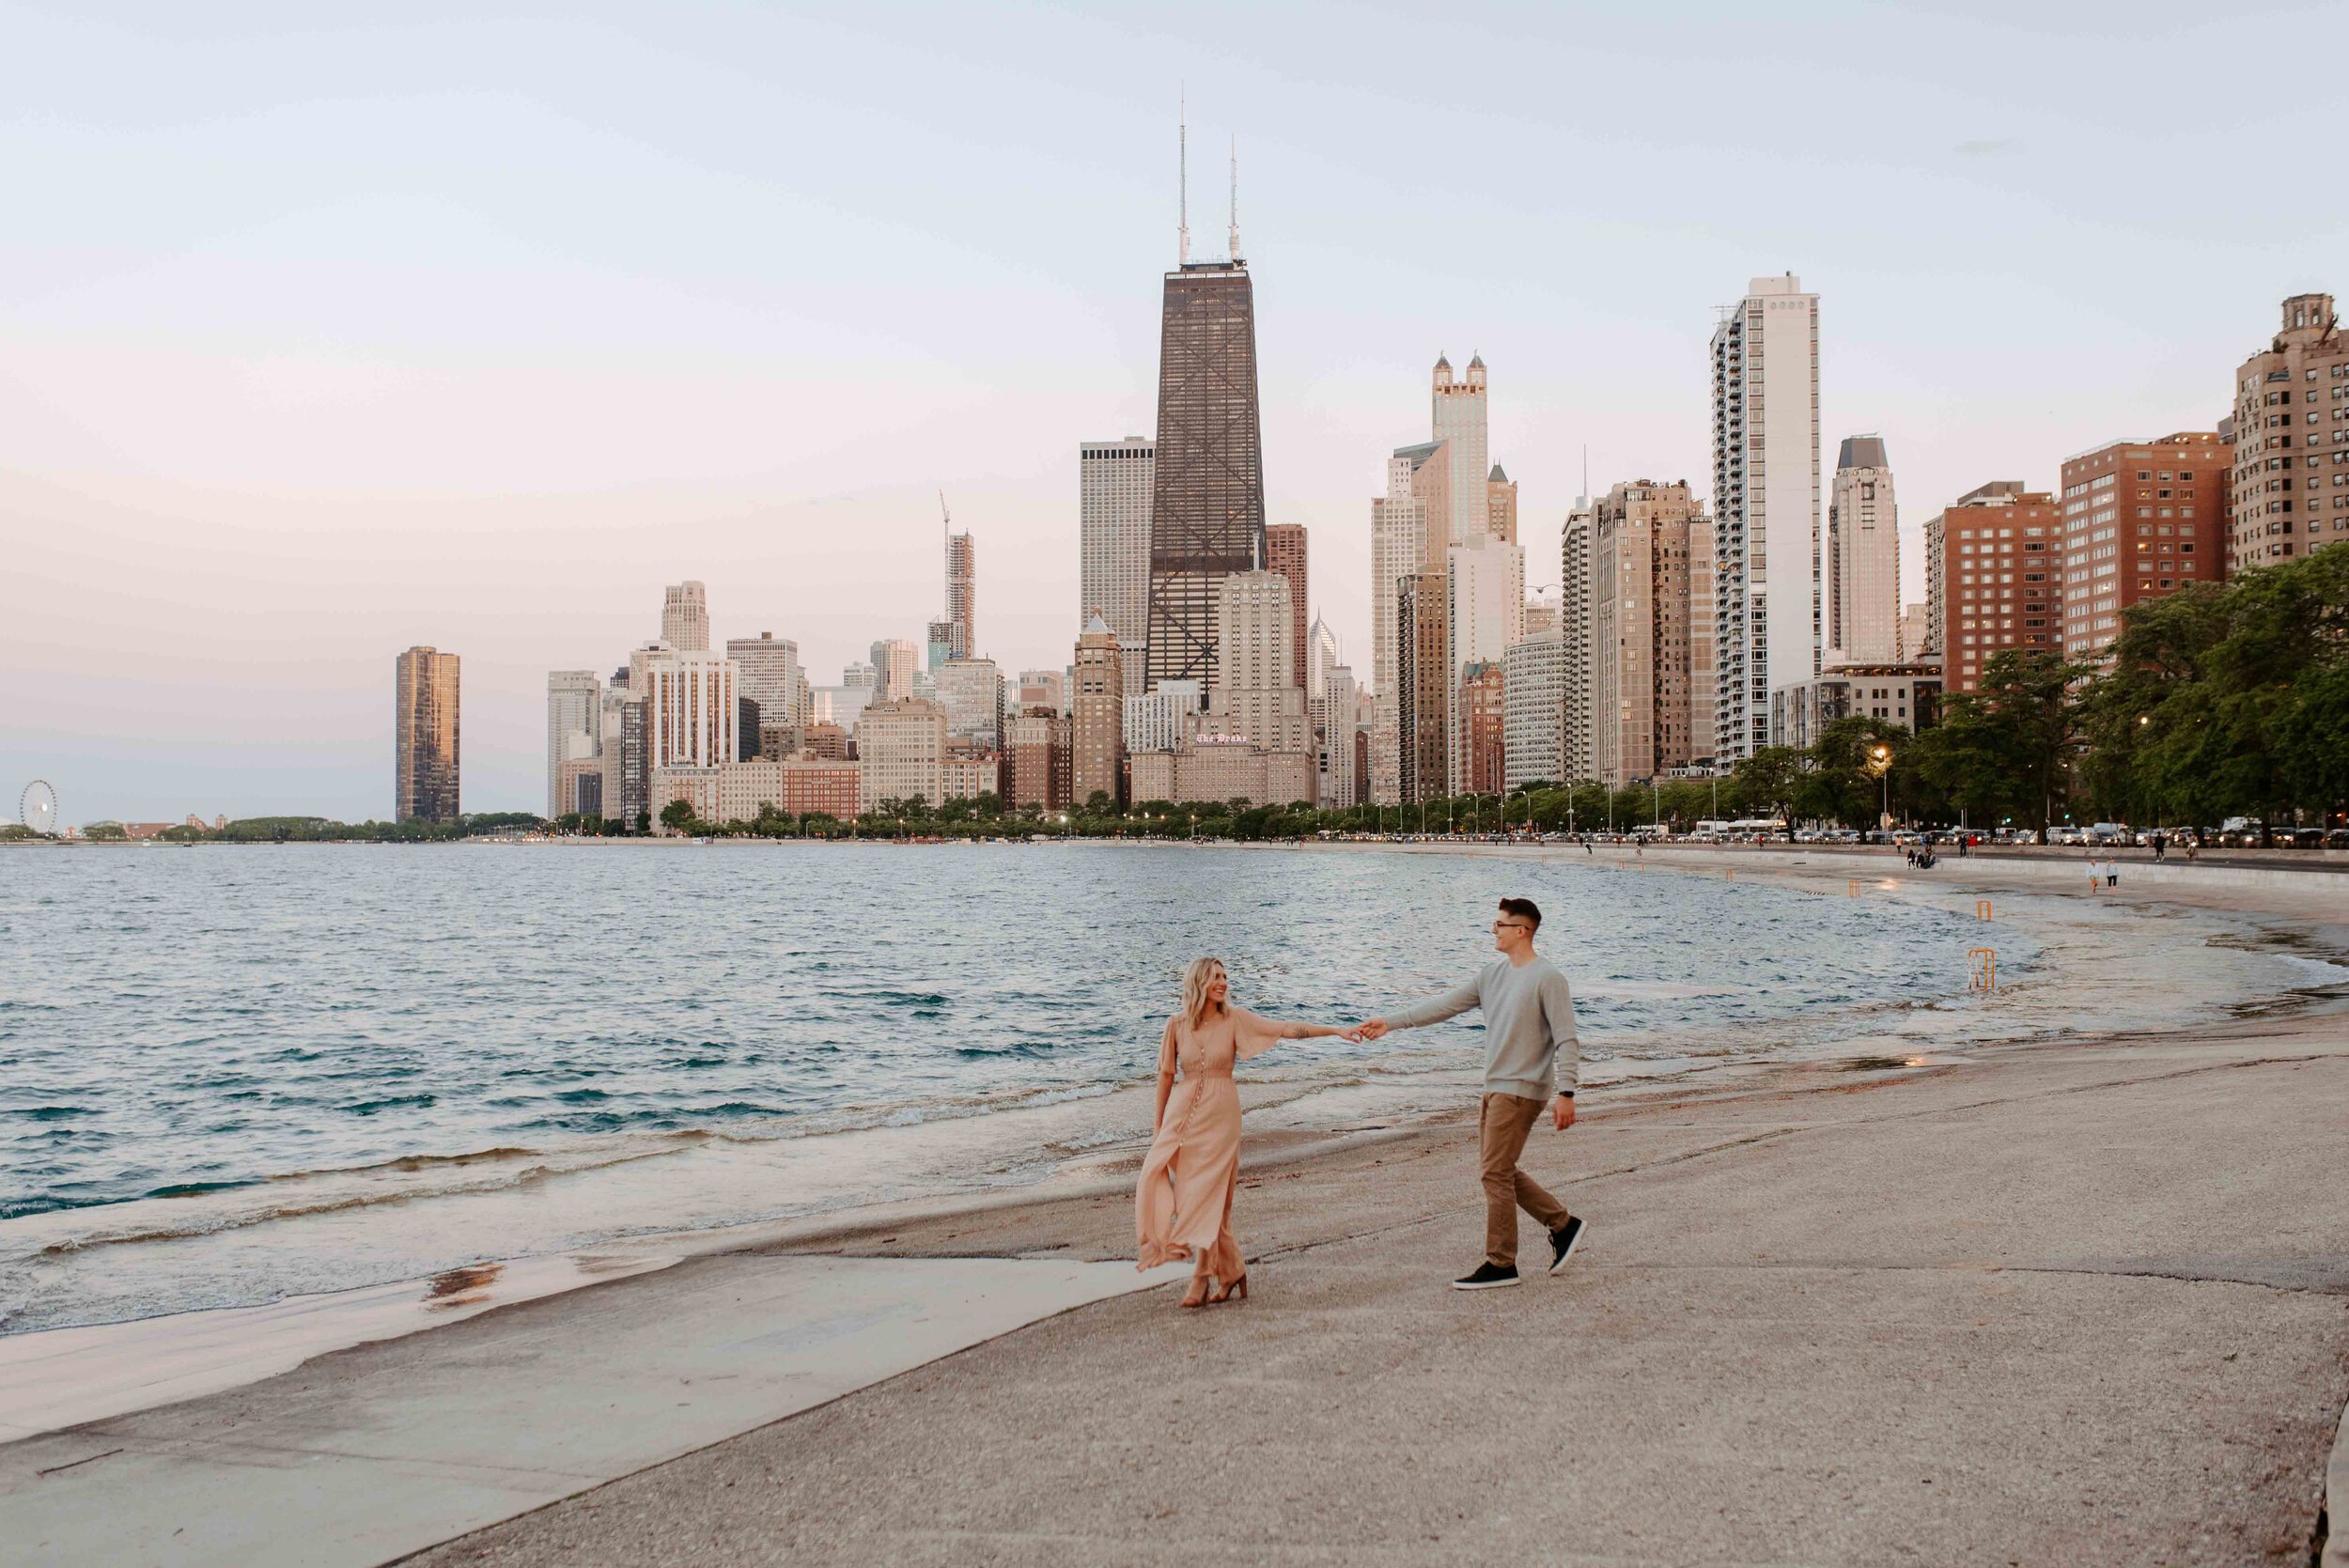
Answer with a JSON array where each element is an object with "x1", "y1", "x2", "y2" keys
[{"x1": 1377, "y1": 955, "x2": 1579, "y2": 1101}]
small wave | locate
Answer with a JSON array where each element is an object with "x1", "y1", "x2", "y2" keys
[
  {"x1": 272, "y1": 1145, "x2": 544, "y2": 1181},
  {"x1": 8, "y1": 1107, "x2": 87, "y2": 1122},
  {"x1": 346, "y1": 1094, "x2": 437, "y2": 1116},
  {"x1": 146, "y1": 1179, "x2": 258, "y2": 1199}
]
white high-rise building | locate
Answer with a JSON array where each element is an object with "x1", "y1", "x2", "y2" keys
[
  {"x1": 545, "y1": 670, "x2": 601, "y2": 817},
  {"x1": 1369, "y1": 443, "x2": 1436, "y2": 806},
  {"x1": 1560, "y1": 500, "x2": 1595, "y2": 783},
  {"x1": 1444, "y1": 537, "x2": 1524, "y2": 793},
  {"x1": 1081, "y1": 437, "x2": 1154, "y2": 697},
  {"x1": 868, "y1": 639, "x2": 921, "y2": 703},
  {"x1": 1370, "y1": 447, "x2": 1433, "y2": 701},
  {"x1": 726, "y1": 633, "x2": 807, "y2": 732},
  {"x1": 642, "y1": 647, "x2": 739, "y2": 770},
  {"x1": 1124, "y1": 679, "x2": 1203, "y2": 753},
  {"x1": 1711, "y1": 273, "x2": 1821, "y2": 762},
  {"x1": 1431, "y1": 353, "x2": 1490, "y2": 548},
  {"x1": 1201, "y1": 569, "x2": 1310, "y2": 755},
  {"x1": 1826, "y1": 436, "x2": 1900, "y2": 666},
  {"x1": 661, "y1": 582, "x2": 710, "y2": 651},
  {"x1": 1502, "y1": 634, "x2": 1565, "y2": 792},
  {"x1": 1304, "y1": 614, "x2": 1342, "y2": 703}
]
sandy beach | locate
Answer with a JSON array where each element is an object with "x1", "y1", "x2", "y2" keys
[{"x1": 6, "y1": 846, "x2": 2348, "y2": 1566}]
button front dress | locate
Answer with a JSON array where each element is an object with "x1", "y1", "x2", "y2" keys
[{"x1": 1134, "y1": 1007, "x2": 1304, "y2": 1279}]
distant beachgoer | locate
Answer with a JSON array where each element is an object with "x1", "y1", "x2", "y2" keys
[
  {"x1": 2086, "y1": 858, "x2": 2101, "y2": 893},
  {"x1": 2151, "y1": 832, "x2": 2167, "y2": 862},
  {"x1": 1354, "y1": 897, "x2": 1583, "y2": 1292},
  {"x1": 2187, "y1": 837, "x2": 2200, "y2": 862},
  {"x1": 1135, "y1": 958, "x2": 1354, "y2": 1308},
  {"x1": 1958, "y1": 835, "x2": 1970, "y2": 859},
  {"x1": 2108, "y1": 859, "x2": 2120, "y2": 889}
]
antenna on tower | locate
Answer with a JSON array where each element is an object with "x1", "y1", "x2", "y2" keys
[
  {"x1": 1228, "y1": 135, "x2": 1241, "y2": 261},
  {"x1": 1177, "y1": 89, "x2": 1190, "y2": 265}
]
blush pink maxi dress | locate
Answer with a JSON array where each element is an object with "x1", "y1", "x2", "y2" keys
[{"x1": 1134, "y1": 1007, "x2": 1310, "y2": 1279}]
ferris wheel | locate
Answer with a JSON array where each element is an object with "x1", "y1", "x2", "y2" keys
[{"x1": 20, "y1": 780, "x2": 57, "y2": 836}]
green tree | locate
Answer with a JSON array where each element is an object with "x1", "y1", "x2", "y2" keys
[{"x1": 659, "y1": 800, "x2": 698, "y2": 835}]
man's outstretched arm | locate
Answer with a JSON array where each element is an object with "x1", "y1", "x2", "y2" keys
[{"x1": 1354, "y1": 976, "x2": 1482, "y2": 1040}]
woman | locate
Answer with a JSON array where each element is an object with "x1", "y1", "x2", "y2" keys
[{"x1": 1135, "y1": 957, "x2": 1353, "y2": 1308}]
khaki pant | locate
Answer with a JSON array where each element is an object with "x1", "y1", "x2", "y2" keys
[{"x1": 1478, "y1": 1092, "x2": 1570, "y2": 1266}]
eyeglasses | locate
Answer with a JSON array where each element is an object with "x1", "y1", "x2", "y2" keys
[{"x1": 1491, "y1": 921, "x2": 1532, "y2": 932}]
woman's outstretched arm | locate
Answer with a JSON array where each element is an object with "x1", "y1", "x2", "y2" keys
[{"x1": 1234, "y1": 1009, "x2": 1353, "y2": 1060}]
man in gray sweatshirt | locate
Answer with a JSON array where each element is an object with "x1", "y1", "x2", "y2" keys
[{"x1": 1356, "y1": 896, "x2": 1583, "y2": 1290}]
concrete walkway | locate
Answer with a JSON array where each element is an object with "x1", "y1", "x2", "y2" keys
[
  {"x1": 0, "y1": 1256, "x2": 1177, "y2": 1566},
  {"x1": 406, "y1": 1007, "x2": 2349, "y2": 1566}
]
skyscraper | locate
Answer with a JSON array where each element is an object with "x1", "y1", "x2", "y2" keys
[
  {"x1": 945, "y1": 523, "x2": 975, "y2": 660},
  {"x1": 1559, "y1": 500, "x2": 1595, "y2": 784},
  {"x1": 2061, "y1": 431, "x2": 2231, "y2": 660},
  {"x1": 935, "y1": 658, "x2": 1004, "y2": 749},
  {"x1": 642, "y1": 647, "x2": 739, "y2": 771},
  {"x1": 1200, "y1": 568, "x2": 1309, "y2": 754},
  {"x1": 1144, "y1": 206, "x2": 1266, "y2": 691},
  {"x1": 2232, "y1": 293, "x2": 2345, "y2": 567},
  {"x1": 1928, "y1": 482, "x2": 2058, "y2": 695},
  {"x1": 394, "y1": 646, "x2": 460, "y2": 823},
  {"x1": 1080, "y1": 437, "x2": 1154, "y2": 696},
  {"x1": 1370, "y1": 444, "x2": 1437, "y2": 704},
  {"x1": 1486, "y1": 464, "x2": 1518, "y2": 546},
  {"x1": 1827, "y1": 436, "x2": 1900, "y2": 666},
  {"x1": 1395, "y1": 572, "x2": 1448, "y2": 804},
  {"x1": 1304, "y1": 613, "x2": 1342, "y2": 703},
  {"x1": 1711, "y1": 273, "x2": 1821, "y2": 763},
  {"x1": 545, "y1": 670, "x2": 601, "y2": 817},
  {"x1": 1263, "y1": 524, "x2": 1308, "y2": 688},
  {"x1": 1072, "y1": 615, "x2": 1126, "y2": 807},
  {"x1": 726, "y1": 633, "x2": 807, "y2": 741},
  {"x1": 661, "y1": 582, "x2": 710, "y2": 652},
  {"x1": 1503, "y1": 633, "x2": 1565, "y2": 792},
  {"x1": 1594, "y1": 481, "x2": 1713, "y2": 788},
  {"x1": 1431, "y1": 354, "x2": 1489, "y2": 548},
  {"x1": 868, "y1": 639, "x2": 921, "y2": 703},
  {"x1": 1445, "y1": 537, "x2": 1525, "y2": 794}
]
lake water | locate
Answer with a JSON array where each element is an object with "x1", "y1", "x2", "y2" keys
[{"x1": 0, "y1": 840, "x2": 2302, "y2": 1336}]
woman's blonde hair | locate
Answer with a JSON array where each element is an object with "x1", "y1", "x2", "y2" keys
[{"x1": 1180, "y1": 957, "x2": 1228, "y2": 1029}]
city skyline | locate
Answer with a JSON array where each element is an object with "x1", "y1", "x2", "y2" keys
[{"x1": 5, "y1": 5, "x2": 2341, "y2": 820}]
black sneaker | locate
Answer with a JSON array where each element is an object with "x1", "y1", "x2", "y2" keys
[
  {"x1": 1452, "y1": 1262, "x2": 1520, "y2": 1291},
  {"x1": 1548, "y1": 1217, "x2": 1587, "y2": 1276}
]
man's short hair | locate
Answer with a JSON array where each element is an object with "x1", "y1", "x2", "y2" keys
[{"x1": 1499, "y1": 896, "x2": 1542, "y2": 931}]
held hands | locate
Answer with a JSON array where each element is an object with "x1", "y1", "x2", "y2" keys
[
  {"x1": 1346, "y1": 1019, "x2": 1389, "y2": 1043},
  {"x1": 1551, "y1": 1094, "x2": 1577, "y2": 1131}
]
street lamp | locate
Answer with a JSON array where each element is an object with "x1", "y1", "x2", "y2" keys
[{"x1": 1864, "y1": 742, "x2": 1894, "y2": 836}]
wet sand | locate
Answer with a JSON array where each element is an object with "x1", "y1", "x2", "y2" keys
[{"x1": 7, "y1": 847, "x2": 2348, "y2": 1565}]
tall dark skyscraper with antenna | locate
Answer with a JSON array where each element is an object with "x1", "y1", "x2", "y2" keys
[{"x1": 1144, "y1": 114, "x2": 1266, "y2": 692}]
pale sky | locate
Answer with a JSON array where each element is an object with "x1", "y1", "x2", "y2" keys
[{"x1": 3, "y1": 1, "x2": 2339, "y2": 823}]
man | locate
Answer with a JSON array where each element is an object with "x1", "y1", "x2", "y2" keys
[{"x1": 1356, "y1": 897, "x2": 1583, "y2": 1290}]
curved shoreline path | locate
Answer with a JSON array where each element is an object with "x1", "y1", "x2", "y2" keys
[{"x1": 5, "y1": 848, "x2": 2347, "y2": 1565}]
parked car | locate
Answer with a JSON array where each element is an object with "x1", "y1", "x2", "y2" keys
[
  {"x1": 2283, "y1": 827, "x2": 2326, "y2": 848},
  {"x1": 2326, "y1": 829, "x2": 2349, "y2": 849}
]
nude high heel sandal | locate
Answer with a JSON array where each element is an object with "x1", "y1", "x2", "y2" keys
[
  {"x1": 1180, "y1": 1277, "x2": 1211, "y2": 1309},
  {"x1": 1207, "y1": 1273, "x2": 1247, "y2": 1304}
]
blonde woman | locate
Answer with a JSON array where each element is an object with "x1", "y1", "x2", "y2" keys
[{"x1": 1134, "y1": 958, "x2": 1356, "y2": 1308}]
